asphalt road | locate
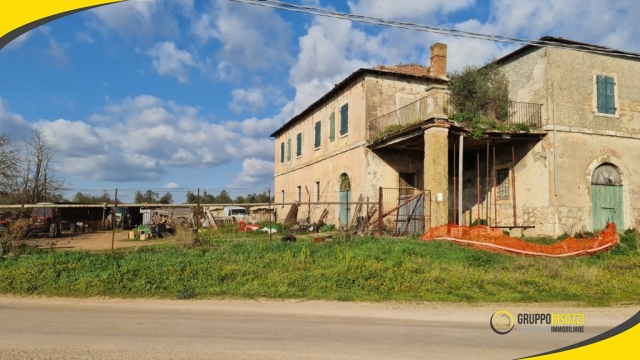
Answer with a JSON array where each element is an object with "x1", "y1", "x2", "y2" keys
[{"x1": 0, "y1": 296, "x2": 636, "y2": 360}]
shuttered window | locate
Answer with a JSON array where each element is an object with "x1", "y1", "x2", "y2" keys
[
  {"x1": 280, "y1": 142, "x2": 284, "y2": 163},
  {"x1": 329, "y1": 112, "x2": 335, "y2": 142},
  {"x1": 296, "y1": 132, "x2": 302, "y2": 157},
  {"x1": 314, "y1": 121, "x2": 321, "y2": 148},
  {"x1": 596, "y1": 75, "x2": 616, "y2": 115},
  {"x1": 286, "y1": 139, "x2": 291, "y2": 161},
  {"x1": 340, "y1": 103, "x2": 349, "y2": 135}
]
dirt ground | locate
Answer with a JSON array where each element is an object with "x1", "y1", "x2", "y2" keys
[{"x1": 25, "y1": 230, "x2": 178, "y2": 251}]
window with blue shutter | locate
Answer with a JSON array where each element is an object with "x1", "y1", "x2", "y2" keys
[
  {"x1": 596, "y1": 75, "x2": 616, "y2": 115},
  {"x1": 287, "y1": 139, "x2": 291, "y2": 161},
  {"x1": 329, "y1": 112, "x2": 335, "y2": 142},
  {"x1": 340, "y1": 103, "x2": 349, "y2": 135},
  {"x1": 296, "y1": 132, "x2": 302, "y2": 157},
  {"x1": 280, "y1": 142, "x2": 284, "y2": 163},
  {"x1": 314, "y1": 121, "x2": 321, "y2": 148}
]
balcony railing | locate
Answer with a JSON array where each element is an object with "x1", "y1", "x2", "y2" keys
[
  {"x1": 444, "y1": 93, "x2": 542, "y2": 129},
  {"x1": 367, "y1": 92, "x2": 543, "y2": 143},
  {"x1": 367, "y1": 92, "x2": 445, "y2": 142}
]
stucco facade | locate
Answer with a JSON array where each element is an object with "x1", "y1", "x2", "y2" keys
[
  {"x1": 272, "y1": 44, "x2": 449, "y2": 227},
  {"x1": 271, "y1": 38, "x2": 640, "y2": 236},
  {"x1": 465, "y1": 38, "x2": 640, "y2": 235},
  {"x1": 273, "y1": 71, "x2": 446, "y2": 226}
]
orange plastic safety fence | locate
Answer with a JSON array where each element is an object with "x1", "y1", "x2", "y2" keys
[{"x1": 421, "y1": 222, "x2": 619, "y2": 257}]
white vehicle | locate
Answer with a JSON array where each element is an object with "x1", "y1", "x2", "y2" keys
[{"x1": 223, "y1": 206, "x2": 249, "y2": 217}]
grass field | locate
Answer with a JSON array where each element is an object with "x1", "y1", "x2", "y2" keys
[{"x1": 0, "y1": 229, "x2": 638, "y2": 305}]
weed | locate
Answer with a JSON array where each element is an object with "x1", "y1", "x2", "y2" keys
[
  {"x1": 176, "y1": 286, "x2": 197, "y2": 300},
  {"x1": 0, "y1": 237, "x2": 637, "y2": 304}
]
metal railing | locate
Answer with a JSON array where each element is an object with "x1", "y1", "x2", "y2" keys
[
  {"x1": 367, "y1": 92, "x2": 445, "y2": 142},
  {"x1": 444, "y1": 93, "x2": 542, "y2": 128},
  {"x1": 366, "y1": 92, "x2": 544, "y2": 143}
]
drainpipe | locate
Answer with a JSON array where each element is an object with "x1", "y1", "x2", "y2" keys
[
  {"x1": 453, "y1": 143, "x2": 457, "y2": 224},
  {"x1": 476, "y1": 140, "x2": 480, "y2": 225},
  {"x1": 458, "y1": 134, "x2": 463, "y2": 226},
  {"x1": 511, "y1": 140, "x2": 517, "y2": 227},
  {"x1": 553, "y1": 102, "x2": 558, "y2": 198},
  {"x1": 486, "y1": 140, "x2": 489, "y2": 225}
]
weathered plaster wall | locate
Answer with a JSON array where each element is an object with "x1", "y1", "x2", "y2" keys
[
  {"x1": 546, "y1": 47, "x2": 640, "y2": 132},
  {"x1": 553, "y1": 131, "x2": 639, "y2": 233},
  {"x1": 453, "y1": 140, "x2": 551, "y2": 231},
  {"x1": 365, "y1": 74, "x2": 437, "y2": 120},
  {"x1": 273, "y1": 73, "x2": 438, "y2": 227},
  {"x1": 499, "y1": 47, "x2": 548, "y2": 121},
  {"x1": 497, "y1": 46, "x2": 640, "y2": 235},
  {"x1": 274, "y1": 76, "x2": 368, "y2": 225}
]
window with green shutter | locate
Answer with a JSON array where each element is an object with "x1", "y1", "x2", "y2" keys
[
  {"x1": 296, "y1": 132, "x2": 302, "y2": 157},
  {"x1": 596, "y1": 75, "x2": 616, "y2": 115},
  {"x1": 287, "y1": 139, "x2": 291, "y2": 161},
  {"x1": 280, "y1": 142, "x2": 284, "y2": 163},
  {"x1": 314, "y1": 121, "x2": 321, "y2": 148},
  {"x1": 329, "y1": 112, "x2": 335, "y2": 142},
  {"x1": 340, "y1": 103, "x2": 349, "y2": 135}
]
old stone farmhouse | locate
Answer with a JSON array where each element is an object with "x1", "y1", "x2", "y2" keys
[{"x1": 270, "y1": 37, "x2": 640, "y2": 236}]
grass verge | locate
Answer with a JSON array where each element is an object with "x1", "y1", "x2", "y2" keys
[{"x1": 0, "y1": 231, "x2": 638, "y2": 305}]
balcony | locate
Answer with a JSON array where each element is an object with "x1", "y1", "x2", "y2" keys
[{"x1": 366, "y1": 92, "x2": 543, "y2": 143}]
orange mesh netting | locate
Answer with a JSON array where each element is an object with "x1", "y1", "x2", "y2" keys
[{"x1": 421, "y1": 222, "x2": 619, "y2": 257}]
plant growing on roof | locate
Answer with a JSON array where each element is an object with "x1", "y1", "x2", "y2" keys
[{"x1": 448, "y1": 62, "x2": 510, "y2": 123}]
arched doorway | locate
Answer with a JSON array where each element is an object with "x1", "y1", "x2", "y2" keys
[
  {"x1": 591, "y1": 163, "x2": 624, "y2": 232},
  {"x1": 338, "y1": 173, "x2": 351, "y2": 226}
]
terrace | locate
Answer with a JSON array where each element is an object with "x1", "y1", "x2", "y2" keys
[{"x1": 367, "y1": 92, "x2": 543, "y2": 143}]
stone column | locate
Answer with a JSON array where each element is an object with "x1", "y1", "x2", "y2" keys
[{"x1": 423, "y1": 123, "x2": 450, "y2": 227}]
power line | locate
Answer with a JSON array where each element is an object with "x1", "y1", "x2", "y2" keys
[{"x1": 230, "y1": 0, "x2": 640, "y2": 60}]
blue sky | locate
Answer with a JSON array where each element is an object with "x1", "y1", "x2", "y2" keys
[{"x1": 1, "y1": 0, "x2": 639, "y2": 193}]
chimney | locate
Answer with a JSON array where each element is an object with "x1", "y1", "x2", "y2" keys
[{"x1": 430, "y1": 43, "x2": 447, "y2": 79}]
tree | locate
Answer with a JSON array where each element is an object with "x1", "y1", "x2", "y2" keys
[
  {"x1": 134, "y1": 190, "x2": 173, "y2": 204},
  {"x1": 159, "y1": 192, "x2": 173, "y2": 204},
  {"x1": 0, "y1": 135, "x2": 21, "y2": 204},
  {"x1": 1, "y1": 129, "x2": 68, "y2": 205},
  {"x1": 7, "y1": 128, "x2": 67, "y2": 204},
  {"x1": 73, "y1": 191, "x2": 112, "y2": 203},
  {"x1": 217, "y1": 190, "x2": 232, "y2": 204},
  {"x1": 448, "y1": 62, "x2": 510, "y2": 121}
]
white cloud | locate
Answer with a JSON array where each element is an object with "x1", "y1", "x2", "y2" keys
[
  {"x1": 147, "y1": 41, "x2": 199, "y2": 83},
  {"x1": 163, "y1": 182, "x2": 181, "y2": 189},
  {"x1": 487, "y1": 0, "x2": 640, "y2": 53},
  {"x1": 89, "y1": 1, "x2": 168, "y2": 37},
  {"x1": 76, "y1": 32, "x2": 95, "y2": 43},
  {"x1": 348, "y1": 0, "x2": 475, "y2": 21},
  {"x1": 0, "y1": 95, "x2": 276, "y2": 182},
  {"x1": 228, "y1": 158, "x2": 274, "y2": 189},
  {"x1": 191, "y1": 0, "x2": 293, "y2": 73},
  {"x1": 229, "y1": 88, "x2": 265, "y2": 114},
  {"x1": 39, "y1": 26, "x2": 69, "y2": 68},
  {"x1": 0, "y1": 99, "x2": 31, "y2": 139},
  {"x1": 3, "y1": 31, "x2": 32, "y2": 50},
  {"x1": 289, "y1": 16, "x2": 385, "y2": 113}
]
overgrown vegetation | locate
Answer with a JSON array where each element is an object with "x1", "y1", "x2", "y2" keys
[
  {"x1": 447, "y1": 62, "x2": 531, "y2": 140},
  {"x1": 451, "y1": 112, "x2": 531, "y2": 141},
  {"x1": 369, "y1": 121, "x2": 422, "y2": 143},
  {"x1": 0, "y1": 233, "x2": 638, "y2": 305}
]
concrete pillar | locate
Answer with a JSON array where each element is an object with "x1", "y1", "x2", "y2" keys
[{"x1": 423, "y1": 124, "x2": 449, "y2": 227}]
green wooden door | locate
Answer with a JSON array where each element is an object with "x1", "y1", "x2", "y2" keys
[
  {"x1": 339, "y1": 191, "x2": 351, "y2": 226},
  {"x1": 591, "y1": 185, "x2": 623, "y2": 232}
]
